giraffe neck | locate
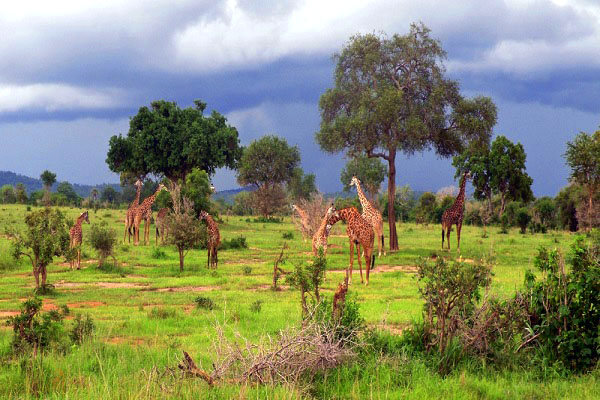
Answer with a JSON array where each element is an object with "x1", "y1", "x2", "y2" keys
[
  {"x1": 317, "y1": 211, "x2": 329, "y2": 233},
  {"x1": 295, "y1": 206, "x2": 306, "y2": 217},
  {"x1": 130, "y1": 185, "x2": 142, "y2": 208},
  {"x1": 75, "y1": 214, "x2": 85, "y2": 227},
  {"x1": 453, "y1": 174, "x2": 468, "y2": 209},
  {"x1": 327, "y1": 207, "x2": 357, "y2": 227},
  {"x1": 354, "y1": 180, "x2": 370, "y2": 209},
  {"x1": 205, "y1": 214, "x2": 217, "y2": 229}
]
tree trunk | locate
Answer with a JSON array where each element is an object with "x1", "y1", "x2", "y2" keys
[
  {"x1": 41, "y1": 265, "x2": 47, "y2": 287},
  {"x1": 589, "y1": 186, "x2": 594, "y2": 230},
  {"x1": 33, "y1": 265, "x2": 40, "y2": 289},
  {"x1": 387, "y1": 153, "x2": 398, "y2": 250},
  {"x1": 179, "y1": 248, "x2": 184, "y2": 271},
  {"x1": 487, "y1": 189, "x2": 493, "y2": 216},
  {"x1": 499, "y1": 192, "x2": 506, "y2": 218}
]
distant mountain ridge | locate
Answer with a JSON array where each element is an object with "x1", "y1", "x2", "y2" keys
[{"x1": 0, "y1": 171, "x2": 121, "y2": 197}]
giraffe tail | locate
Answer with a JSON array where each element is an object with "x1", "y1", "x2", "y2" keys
[
  {"x1": 156, "y1": 226, "x2": 160, "y2": 237},
  {"x1": 371, "y1": 254, "x2": 376, "y2": 270}
]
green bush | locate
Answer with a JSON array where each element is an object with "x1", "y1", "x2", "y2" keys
[
  {"x1": 151, "y1": 247, "x2": 167, "y2": 259},
  {"x1": 220, "y1": 236, "x2": 248, "y2": 250},
  {"x1": 69, "y1": 314, "x2": 95, "y2": 345},
  {"x1": 6, "y1": 297, "x2": 69, "y2": 354},
  {"x1": 88, "y1": 222, "x2": 117, "y2": 266},
  {"x1": 523, "y1": 234, "x2": 600, "y2": 371},
  {"x1": 147, "y1": 307, "x2": 178, "y2": 319},
  {"x1": 250, "y1": 300, "x2": 263, "y2": 313},
  {"x1": 516, "y1": 207, "x2": 531, "y2": 234},
  {"x1": 194, "y1": 296, "x2": 216, "y2": 310},
  {"x1": 242, "y1": 266, "x2": 252, "y2": 275},
  {"x1": 282, "y1": 231, "x2": 294, "y2": 240}
]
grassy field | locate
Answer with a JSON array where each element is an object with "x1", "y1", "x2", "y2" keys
[{"x1": 0, "y1": 203, "x2": 598, "y2": 399}]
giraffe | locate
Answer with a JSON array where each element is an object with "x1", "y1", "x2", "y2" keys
[
  {"x1": 291, "y1": 204, "x2": 310, "y2": 242},
  {"x1": 441, "y1": 171, "x2": 471, "y2": 251},
  {"x1": 69, "y1": 211, "x2": 89, "y2": 270},
  {"x1": 124, "y1": 179, "x2": 143, "y2": 243},
  {"x1": 200, "y1": 211, "x2": 221, "y2": 269},
  {"x1": 326, "y1": 205, "x2": 375, "y2": 285},
  {"x1": 155, "y1": 207, "x2": 170, "y2": 245},
  {"x1": 312, "y1": 204, "x2": 335, "y2": 257},
  {"x1": 133, "y1": 184, "x2": 168, "y2": 245},
  {"x1": 350, "y1": 176, "x2": 385, "y2": 257}
]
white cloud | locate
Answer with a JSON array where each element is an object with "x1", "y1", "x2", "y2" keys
[{"x1": 0, "y1": 83, "x2": 125, "y2": 113}]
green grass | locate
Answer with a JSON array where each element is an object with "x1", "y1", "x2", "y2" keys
[{"x1": 0, "y1": 204, "x2": 597, "y2": 398}]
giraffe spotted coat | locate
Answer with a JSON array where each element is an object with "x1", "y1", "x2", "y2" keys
[
  {"x1": 200, "y1": 211, "x2": 221, "y2": 269},
  {"x1": 326, "y1": 206, "x2": 375, "y2": 285},
  {"x1": 133, "y1": 184, "x2": 167, "y2": 245},
  {"x1": 441, "y1": 171, "x2": 471, "y2": 251},
  {"x1": 350, "y1": 176, "x2": 385, "y2": 256},
  {"x1": 70, "y1": 211, "x2": 89, "y2": 270}
]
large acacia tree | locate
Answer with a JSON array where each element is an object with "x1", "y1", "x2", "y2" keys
[
  {"x1": 106, "y1": 100, "x2": 242, "y2": 184},
  {"x1": 316, "y1": 23, "x2": 497, "y2": 249}
]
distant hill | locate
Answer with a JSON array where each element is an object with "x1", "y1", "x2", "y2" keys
[
  {"x1": 212, "y1": 186, "x2": 256, "y2": 204},
  {"x1": 0, "y1": 171, "x2": 121, "y2": 197}
]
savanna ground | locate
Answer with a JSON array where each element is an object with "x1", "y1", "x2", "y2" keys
[{"x1": 0, "y1": 203, "x2": 599, "y2": 399}]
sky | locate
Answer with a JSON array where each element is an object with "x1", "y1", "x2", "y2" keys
[{"x1": 1, "y1": 0, "x2": 599, "y2": 196}]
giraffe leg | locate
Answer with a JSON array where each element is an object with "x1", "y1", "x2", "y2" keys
[
  {"x1": 207, "y1": 245, "x2": 211, "y2": 268},
  {"x1": 365, "y1": 247, "x2": 372, "y2": 285},
  {"x1": 348, "y1": 239, "x2": 354, "y2": 284},
  {"x1": 457, "y1": 222, "x2": 463, "y2": 252},
  {"x1": 357, "y1": 243, "x2": 364, "y2": 284},
  {"x1": 77, "y1": 247, "x2": 81, "y2": 270},
  {"x1": 441, "y1": 223, "x2": 445, "y2": 249},
  {"x1": 446, "y1": 227, "x2": 451, "y2": 251}
]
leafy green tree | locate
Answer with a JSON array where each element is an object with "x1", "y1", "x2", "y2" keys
[
  {"x1": 237, "y1": 135, "x2": 301, "y2": 217},
  {"x1": 15, "y1": 183, "x2": 28, "y2": 204},
  {"x1": 564, "y1": 130, "x2": 600, "y2": 229},
  {"x1": 534, "y1": 197, "x2": 556, "y2": 230},
  {"x1": 0, "y1": 185, "x2": 16, "y2": 204},
  {"x1": 182, "y1": 168, "x2": 213, "y2": 216},
  {"x1": 106, "y1": 100, "x2": 242, "y2": 183},
  {"x1": 288, "y1": 168, "x2": 317, "y2": 201},
  {"x1": 516, "y1": 207, "x2": 531, "y2": 234},
  {"x1": 100, "y1": 186, "x2": 119, "y2": 204},
  {"x1": 555, "y1": 184, "x2": 583, "y2": 231},
  {"x1": 88, "y1": 222, "x2": 118, "y2": 267},
  {"x1": 40, "y1": 170, "x2": 56, "y2": 206},
  {"x1": 56, "y1": 181, "x2": 80, "y2": 206},
  {"x1": 166, "y1": 196, "x2": 207, "y2": 271},
  {"x1": 232, "y1": 191, "x2": 254, "y2": 216},
  {"x1": 12, "y1": 208, "x2": 71, "y2": 290},
  {"x1": 340, "y1": 155, "x2": 387, "y2": 201},
  {"x1": 454, "y1": 135, "x2": 533, "y2": 217},
  {"x1": 415, "y1": 192, "x2": 437, "y2": 224},
  {"x1": 316, "y1": 23, "x2": 497, "y2": 249}
]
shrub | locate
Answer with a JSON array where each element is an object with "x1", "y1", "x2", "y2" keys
[
  {"x1": 88, "y1": 222, "x2": 117, "y2": 267},
  {"x1": 251, "y1": 216, "x2": 282, "y2": 223},
  {"x1": 194, "y1": 296, "x2": 216, "y2": 310},
  {"x1": 516, "y1": 207, "x2": 531, "y2": 234},
  {"x1": 6, "y1": 297, "x2": 68, "y2": 354},
  {"x1": 287, "y1": 249, "x2": 327, "y2": 316},
  {"x1": 522, "y1": 234, "x2": 600, "y2": 371},
  {"x1": 220, "y1": 236, "x2": 248, "y2": 250},
  {"x1": 69, "y1": 314, "x2": 95, "y2": 345},
  {"x1": 148, "y1": 307, "x2": 178, "y2": 319},
  {"x1": 500, "y1": 214, "x2": 509, "y2": 234},
  {"x1": 151, "y1": 247, "x2": 167, "y2": 259},
  {"x1": 250, "y1": 300, "x2": 263, "y2": 313},
  {"x1": 242, "y1": 266, "x2": 252, "y2": 275},
  {"x1": 282, "y1": 231, "x2": 294, "y2": 240}
]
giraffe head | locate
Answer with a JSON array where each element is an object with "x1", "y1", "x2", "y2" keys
[
  {"x1": 210, "y1": 184, "x2": 216, "y2": 193},
  {"x1": 81, "y1": 211, "x2": 90, "y2": 224},
  {"x1": 325, "y1": 204, "x2": 337, "y2": 234},
  {"x1": 350, "y1": 176, "x2": 361, "y2": 188},
  {"x1": 134, "y1": 179, "x2": 143, "y2": 189},
  {"x1": 199, "y1": 210, "x2": 209, "y2": 220},
  {"x1": 156, "y1": 183, "x2": 168, "y2": 193},
  {"x1": 291, "y1": 204, "x2": 297, "y2": 211}
]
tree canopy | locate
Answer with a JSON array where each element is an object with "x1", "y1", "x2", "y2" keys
[
  {"x1": 315, "y1": 23, "x2": 497, "y2": 249},
  {"x1": 40, "y1": 170, "x2": 56, "y2": 189},
  {"x1": 237, "y1": 135, "x2": 301, "y2": 188},
  {"x1": 340, "y1": 155, "x2": 387, "y2": 200},
  {"x1": 106, "y1": 100, "x2": 242, "y2": 182},
  {"x1": 453, "y1": 135, "x2": 533, "y2": 217},
  {"x1": 564, "y1": 130, "x2": 600, "y2": 229},
  {"x1": 288, "y1": 168, "x2": 317, "y2": 201}
]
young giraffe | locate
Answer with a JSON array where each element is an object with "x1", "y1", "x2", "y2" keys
[
  {"x1": 124, "y1": 179, "x2": 143, "y2": 243},
  {"x1": 291, "y1": 204, "x2": 311, "y2": 242},
  {"x1": 155, "y1": 207, "x2": 169, "y2": 245},
  {"x1": 200, "y1": 211, "x2": 221, "y2": 269},
  {"x1": 312, "y1": 204, "x2": 335, "y2": 256},
  {"x1": 326, "y1": 206, "x2": 375, "y2": 285},
  {"x1": 441, "y1": 171, "x2": 471, "y2": 251},
  {"x1": 69, "y1": 211, "x2": 90, "y2": 270},
  {"x1": 133, "y1": 184, "x2": 167, "y2": 245},
  {"x1": 350, "y1": 176, "x2": 385, "y2": 257}
]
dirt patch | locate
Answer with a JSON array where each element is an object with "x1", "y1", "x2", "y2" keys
[
  {"x1": 150, "y1": 286, "x2": 219, "y2": 293},
  {"x1": 375, "y1": 323, "x2": 409, "y2": 336},
  {"x1": 328, "y1": 264, "x2": 418, "y2": 274},
  {"x1": 54, "y1": 281, "x2": 148, "y2": 289},
  {"x1": 107, "y1": 337, "x2": 145, "y2": 346},
  {"x1": 42, "y1": 299, "x2": 57, "y2": 311},
  {"x1": 224, "y1": 258, "x2": 262, "y2": 265},
  {"x1": 0, "y1": 311, "x2": 19, "y2": 318},
  {"x1": 328, "y1": 244, "x2": 342, "y2": 249},
  {"x1": 249, "y1": 284, "x2": 289, "y2": 291},
  {"x1": 66, "y1": 301, "x2": 105, "y2": 308}
]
